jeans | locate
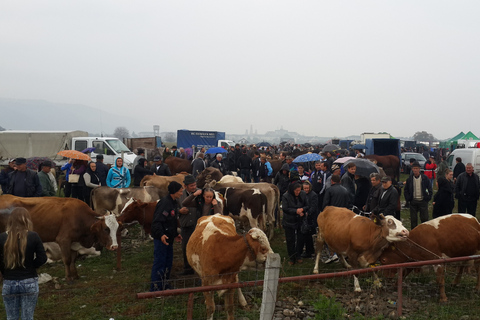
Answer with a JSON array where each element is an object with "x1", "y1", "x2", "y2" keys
[
  {"x1": 2, "y1": 278, "x2": 39, "y2": 320},
  {"x1": 240, "y1": 169, "x2": 251, "y2": 183},
  {"x1": 150, "y1": 239, "x2": 173, "y2": 291}
]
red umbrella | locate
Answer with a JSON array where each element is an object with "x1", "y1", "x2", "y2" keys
[{"x1": 57, "y1": 150, "x2": 91, "y2": 161}]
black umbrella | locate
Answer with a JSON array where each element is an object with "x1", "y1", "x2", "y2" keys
[
  {"x1": 322, "y1": 144, "x2": 340, "y2": 153},
  {"x1": 343, "y1": 158, "x2": 380, "y2": 177},
  {"x1": 257, "y1": 141, "x2": 271, "y2": 147}
]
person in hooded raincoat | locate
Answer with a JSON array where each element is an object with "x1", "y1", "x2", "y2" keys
[{"x1": 106, "y1": 157, "x2": 131, "y2": 188}]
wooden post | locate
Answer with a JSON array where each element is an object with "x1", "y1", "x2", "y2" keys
[{"x1": 259, "y1": 253, "x2": 281, "y2": 320}]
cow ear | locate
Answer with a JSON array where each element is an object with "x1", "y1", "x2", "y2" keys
[
  {"x1": 91, "y1": 221, "x2": 102, "y2": 233},
  {"x1": 249, "y1": 230, "x2": 259, "y2": 240}
]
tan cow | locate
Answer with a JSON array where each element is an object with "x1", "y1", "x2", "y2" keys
[
  {"x1": 140, "y1": 173, "x2": 186, "y2": 192},
  {"x1": 313, "y1": 206, "x2": 409, "y2": 292},
  {"x1": 187, "y1": 214, "x2": 273, "y2": 320}
]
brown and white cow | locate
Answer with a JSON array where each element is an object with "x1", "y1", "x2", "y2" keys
[
  {"x1": 379, "y1": 214, "x2": 480, "y2": 302},
  {"x1": 0, "y1": 195, "x2": 119, "y2": 281},
  {"x1": 187, "y1": 214, "x2": 273, "y2": 320},
  {"x1": 91, "y1": 186, "x2": 164, "y2": 215},
  {"x1": 313, "y1": 206, "x2": 409, "y2": 292},
  {"x1": 215, "y1": 187, "x2": 268, "y2": 233},
  {"x1": 198, "y1": 168, "x2": 279, "y2": 239},
  {"x1": 117, "y1": 198, "x2": 157, "y2": 237}
]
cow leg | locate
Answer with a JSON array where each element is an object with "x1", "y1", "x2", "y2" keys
[
  {"x1": 204, "y1": 291, "x2": 215, "y2": 320},
  {"x1": 353, "y1": 275, "x2": 362, "y2": 293},
  {"x1": 69, "y1": 250, "x2": 79, "y2": 280},
  {"x1": 339, "y1": 255, "x2": 352, "y2": 269},
  {"x1": 435, "y1": 265, "x2": 448, "y2": 302},
  {"x1": 313, "y1": 233, "x2": 325, "y2": 274},
  {"x1": 236, "y1": 275, "x2": 247, "y2": 307},
  {"x1": 372, "y1": 271, "x2": 382, "y2": 289},
  {"x1": 58, "y1": 241, "x2": 74, "y2": 282},
  {"x1": 225, "y1": 288, "x2": 235, "y2": 320},
  {"x1": 474, "y1": 259, "x2": 480, "y2": 292},
  {"x1": 453, "y1": 265, "x2": 465, "y2": 285}
]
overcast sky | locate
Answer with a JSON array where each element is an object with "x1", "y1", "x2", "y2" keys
[{"x1": 1, "y1": 1, "x2": 479, "y2": 139}]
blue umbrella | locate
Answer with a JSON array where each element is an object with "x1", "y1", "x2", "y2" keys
[
  {"x1": 205, "y1": 147, "x2": 228, "y2": 154},
  {"x1": 352, "y1": 144, "x2": 367, "y2": 150},
  {"x1": 81, "y1": 147, "x2": 96, "y2": 153},
  {"x1": 292, "y1": 153, "x2": 323, "y2": 163}
]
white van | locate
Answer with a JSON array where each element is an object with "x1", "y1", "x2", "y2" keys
[
  {"x1": 446, "y1": 148, "x2": 480, "y2": 174},
  {"x1": 72, "y1": 137, "x2": 137, "y2": 170}
]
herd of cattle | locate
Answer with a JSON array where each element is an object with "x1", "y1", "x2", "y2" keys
[{"x1": 0, "y1": 165, "x2": 480, "y2": 319}]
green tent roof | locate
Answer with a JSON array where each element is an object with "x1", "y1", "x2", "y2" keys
[
  {"x1": 449, "y1": 131, "x2": 465, "y2": 142},
  {"x1": 459, "y1": 131, "x2": 479, "y2": 140}
]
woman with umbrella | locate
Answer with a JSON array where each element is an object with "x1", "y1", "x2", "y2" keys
[{"x1": 61, "y1": 159, "x2": 87, "y2": 200}]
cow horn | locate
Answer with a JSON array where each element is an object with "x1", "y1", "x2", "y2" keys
[{"x1": 229, "y1": 213, "x2": 240, "y2": 221}]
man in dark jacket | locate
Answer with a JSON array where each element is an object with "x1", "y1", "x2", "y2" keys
[
  {"x1": 364, "y1": 173, "x2": 381, "y2": 212},
  {"x1": 191, "y1": 153, "x2": 206, "y2": 178},
  {"x1": 404, "y1": 162, "x2": 432, "y2": 229},
  {"x1": 237, "y1": 150, "x2": 252, "y2": 182},
  {"x1": 455, "y1": 163, "x2": 480, "y2": 216},
  {"x1": 151, "y1": 156, "x2": 172, "y2": 176},
  {"x1": 323, "y1": 174, "x2": 351, "y2": 210},
  {"x1": 7, "y1": 157, "x2": 42, "y2": 197},
  {"x1": 95, "y1": 155, "x2": 109, "y2": 186},
  {"x1": 0, "y1": 159, "x2": 16, "y2": 194},
  {"x1": 372, "y1": 176, "x2": 398, "y2": 217},
  {"x1": 453, "y1": 157, "x2": 466, "y2": 183},
  {"x1": 210, "y1": 154, "x2": 227, "y2": 175},
  {"x1": 177, "y1": 175, "x2": 200, "y2": 275},
  {"x1": 274, "y1": 163, "x2": 290, "y2": 196},
  {"x1": 310, "y1": 161, "x2": 330, "y2": 209},
  {"x1": 251, "y1": 151, "x2": 262, "y2": 183},
  {"x1": 151, "y1": 181, "x2": 183, "y2": 291},
  {"x1": 340, "y1": 162, "x2": 356, "y2": 204}
]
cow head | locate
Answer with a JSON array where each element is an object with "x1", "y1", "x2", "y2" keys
[
  {"x1": 92, "y1": 213, "x2": 120, "y2": 250},
  {"x1": 196, "y1": 167, "x2": 223, "y2": 188},
  {"x1": 373, "y1": 214, "x2": 409, "y2": 242},
  {"x1": 243, "y1": 228, "x2": 273, "y2": 268},
  {"x1": 379, "y1": 243, "x2": 410, "y2": 278}
]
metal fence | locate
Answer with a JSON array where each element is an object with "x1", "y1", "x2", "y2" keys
[{"x1": 2, "y1": 254, "x2": 480, "y2": 319}]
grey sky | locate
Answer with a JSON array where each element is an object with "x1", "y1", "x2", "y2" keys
[{"x1": 1, "y1": 1, "x2": 479, "y2": 140}]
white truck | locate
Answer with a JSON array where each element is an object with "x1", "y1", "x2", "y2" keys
[{"x1": 0, "y1": 130, "x2": 137, "y2": 170}]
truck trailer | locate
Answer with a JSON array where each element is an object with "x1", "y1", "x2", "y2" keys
[
  {"x1": 0, "y1": 131, "x2": 137, "y2": 169},
  {"x1": 176, "y1": 130, "x2": 235, "y2": 150}
]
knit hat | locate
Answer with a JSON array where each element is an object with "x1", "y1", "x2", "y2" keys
[
  {"x1": 168, "y1": 181, "x2": 182, "y2": 194},
  {"x1": 15, "y1": 157, "x2": 26, "y2": 165}
]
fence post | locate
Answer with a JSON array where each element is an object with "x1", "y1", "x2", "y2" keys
[{"x1": 260, "y1": 253, "x2": 281, "y2": 320}]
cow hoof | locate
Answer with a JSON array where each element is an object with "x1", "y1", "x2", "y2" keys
[{"x1": 313, "y1": 269, "x2": 319, "y2": 274}]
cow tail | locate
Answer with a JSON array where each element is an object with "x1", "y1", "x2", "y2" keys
[{"x1": 90, "y1": 188, "x2": 95, "y2": 210}]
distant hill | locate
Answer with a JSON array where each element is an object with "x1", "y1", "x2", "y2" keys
[{"x1": 0, "y1": 98, "x2": 146, "y2": 135}]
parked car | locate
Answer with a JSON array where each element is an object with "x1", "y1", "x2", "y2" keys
[
  {"x1": 446, "y1": 148, "x2": 480, "y2": 175},
  {"x1": 401, "y1": 152, "x2": 426, "y2": 174}
]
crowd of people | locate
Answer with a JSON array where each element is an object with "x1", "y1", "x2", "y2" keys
[{"x1": 2, "y1": 143, "x2": 479, "y2": 300}]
